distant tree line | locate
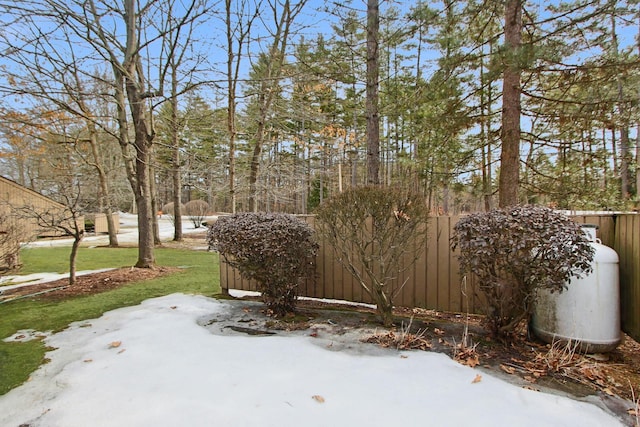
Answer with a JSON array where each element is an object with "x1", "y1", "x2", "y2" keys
[{"x1": 0, "y1": 0, "x2": 638, "y2": 267}]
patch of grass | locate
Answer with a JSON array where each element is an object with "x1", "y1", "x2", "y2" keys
[
  {"x1": 0, "y1": 316, "x2": 53, "y2": 396},
  {"x1": 0, "y1": 246, "x2": 220, "y2": 395},
  {"x1": 0, "y1": 340, "x2": 46, "y2": 395},
  {"x1": 18, "y1": 246, "x2": 140, "y2": 274}
]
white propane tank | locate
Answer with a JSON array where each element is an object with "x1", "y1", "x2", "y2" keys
[{"x1": 531, "y1": 224, "x2": 621, "y2": 353}]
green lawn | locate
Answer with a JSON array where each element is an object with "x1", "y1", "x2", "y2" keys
[{"x1": 0, "y1": 246, "x2": 220, "y2": 395}]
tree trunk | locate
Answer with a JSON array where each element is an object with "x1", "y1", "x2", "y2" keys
[
  {"x1": 366, "y1": 0, "x2": 380, "y2": 186},
  {"x1": 248, "y1": 0, "x2": 302, "y2": 211},
  {"x1": 103, "y1": 0, "x2": 155, "y2": 268},
  {"x1": 172, "y1": 153, "x2": 183, "y2": 241},
  {"x1": 228, "y1": 105, "x2": 237, "y2": 214},
  {"x1": 223, "y1": 0, "x2": 263, "y2": 213},
  {"x1": 67, "y1": 214, "x2": 85, "y2": 286},
  {"x1": 170, "y1": 71, "x2": 183, "y2": 241},
  {"x1": 610, "y1": 13, "x2": 631, "y2": 201},
  {"x1": 481, "y1": 42, "x2": 494, "y2": 212},
  {"x1": 225, "y1": 0, "x2": 239, "y2": 214},
  {"x1": 636, "y1": 122, "x2": 640, "y2": 206},
  {"x1": 104, "y1": 208, "x2": 118, "y2": 246},
  {"x1": 498, "y1": 0, "x2": 522, "y2": 208},
  {"x1": 248, "y1": 99, "x2": 267, "y2": 212},
  {"x1": 374, "y1": 287, "x2": 394, "y2": 327},
  {"x1": 150, "y1": 160, "x2": 161, "y2": 246},
  {"x1": 68, "y1": 236, "x2": 81, "y2": 286},
  {"x1": 133, "y1": 150, "x2": 155, "y2": 268},
  {"x1": 87, "y1": 125, "x2": 119, "y2": 247},
  {"x1": 122, "y1": 0, "x2": 154, "y2": 268},
  {"x1": 619, "y1": 126, "x2": 631, "y2": 200},
  {"x1": 125, "y1": 75, "x2": 156, "y2": 267}
]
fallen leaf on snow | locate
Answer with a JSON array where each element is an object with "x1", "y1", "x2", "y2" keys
[
  {"x1": 472, "y1": 374, "x2": 482, "y2": 384},
  {"x1": 108, "y1": 341, "x2": 122, "y2": 349},
  {"x1": 83, "y1": 359, "x2": 93, "y2": 363},
  {"x1": 312, "y1": 395, "x2": 325, "y2": 403}
]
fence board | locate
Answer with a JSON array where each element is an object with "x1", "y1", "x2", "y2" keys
[
  {"x1": 319, "y1": 232, "x2": 329, "y2": 299},
  {"x1": 414, "y1": 239, "x2": 427, "y2": 307},
  {"x1": 439, "y1": 217, "x2": 454, "y2": 311},
  {"x1": 615, "y1": 214, "x2": 640, "y2": 342},
  {"x1": 425, "y1": 221, "x2": 440, "y2": 309}
]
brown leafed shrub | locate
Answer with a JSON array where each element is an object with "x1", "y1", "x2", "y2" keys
[
  {"x1": 451, "y1": 205, "x2": 594, "y2": 339},
  {"x1": 207, "y1": 213, "x2": 318, "y2": 316}
]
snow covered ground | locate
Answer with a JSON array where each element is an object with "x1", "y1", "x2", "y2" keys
[
  {"x1": 0, "y1": 294, "x2": 624, "y2": 427},
  {"x1": 0, "y1": 213, "x2": 627, "y2": 426}
]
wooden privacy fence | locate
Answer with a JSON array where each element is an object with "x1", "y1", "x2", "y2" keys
[{"x1": 219, "y1": 214, "x2": 640, "y2": 342}]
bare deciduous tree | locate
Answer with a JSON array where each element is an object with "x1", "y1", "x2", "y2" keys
[
  {"x1": 14, "y1": 177, "x2": 87, "y2": 285},
  {"x1": 225, "y1": 0, "x2": 260, "y2": 214},
  {"x1": 247, "y1": 0, "x2": 308, "y2": 212},
  {"x1": 0, "y1": 19, "x2": 121, "y2": 247},
  {"x1": 0, "y1": 0, "x2": 210, "y2": 267}
]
